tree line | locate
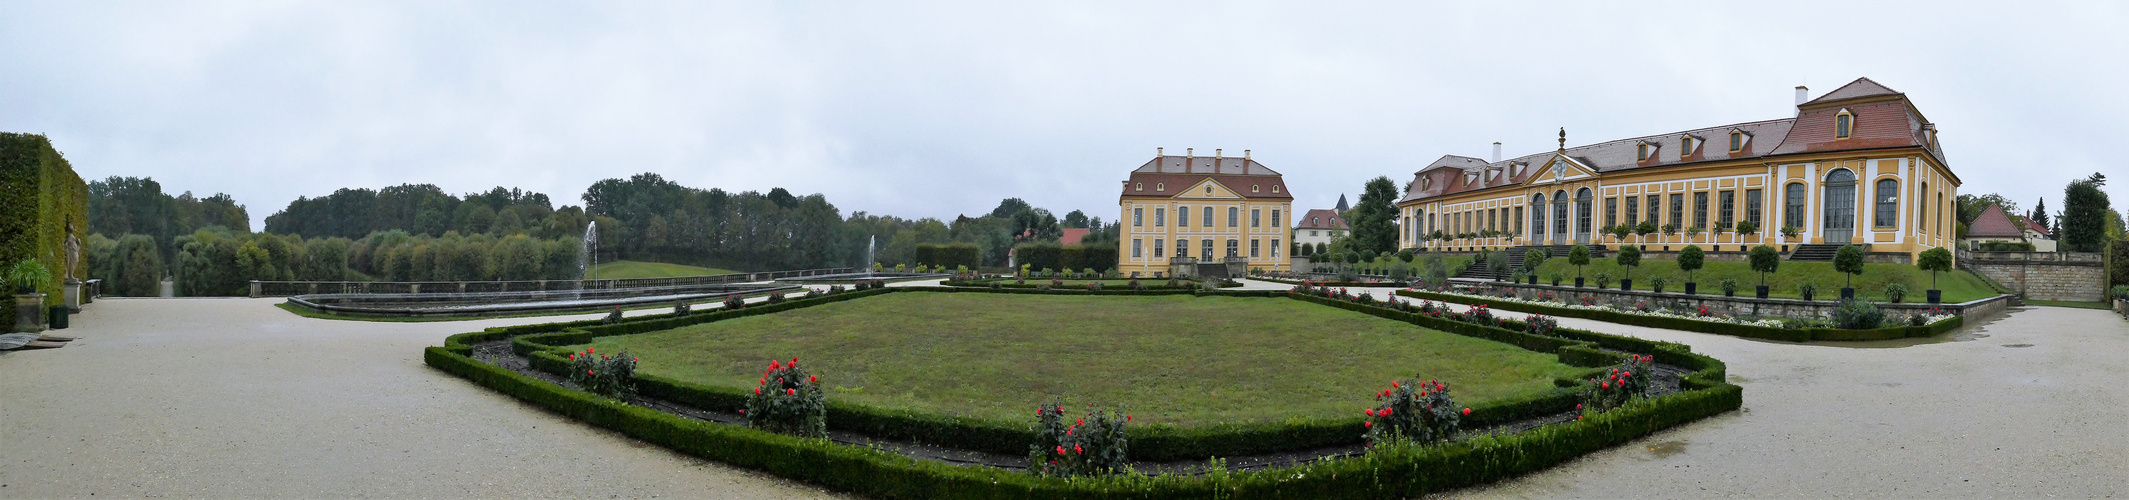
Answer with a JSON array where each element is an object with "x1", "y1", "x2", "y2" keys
[{"x1": 83, "y1": 172, "x2": 1117, "y2": 295}]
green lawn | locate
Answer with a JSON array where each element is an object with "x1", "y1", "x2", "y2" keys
[
  {"x1": 581, "y1": 292, "x2": 1584, "y2": 428},
  {"x1": 1525, "y1": 257, "x2": 1999, "y2": 303},
  {"x1": 587, "y1": 260, "x2": 739, "y2": 279}
]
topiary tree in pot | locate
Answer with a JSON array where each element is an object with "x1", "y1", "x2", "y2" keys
[
  {"x1": 9, "y1": 259, "x2": 53, "y2": 332},
  {"x1": 1917, "y1": 247, "x2": 1953, "y2": 304},
  {"x1": 1568, "y1": 245, "x2": 1591, "y2": 287},
  {"x1": 1834, "y1": 244, "x2": 1866, "y2": 299},
  {"x1": 1523, "y1": 249, "x2": 1548, "y2": 285},
  {"x1": 1678, "y1": 245, "x2": 1705, "y2": 295},
  {"x1": 1616, "y1": 245, "x2": 1641, "y2": 291},
  {"x1": 1748, "y1": 245, "x2": 1780, "y2": 299}
]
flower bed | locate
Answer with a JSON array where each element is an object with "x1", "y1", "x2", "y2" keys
[
  {"x1": 426, "y1": 285, "x2": 1742, "y2": 498},
  {"x1": 1396, "y1": 287, "x2": 1962, "y2": 342}
]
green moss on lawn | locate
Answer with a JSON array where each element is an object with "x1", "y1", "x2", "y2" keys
[{"x1": 583, "y1": 292, "x2": 1584, "y2": 428}]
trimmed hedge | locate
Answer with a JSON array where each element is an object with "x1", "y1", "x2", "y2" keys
[
  {"x1": 1396, "y1": 289, "x2": 1964, "y2": 342},
  {"x1": 430, "y1": 286, "x2": 1744, "y2": 498},
  {"x1": 0, "y1": 133, "x2": 89, "y2": 326},
  {"x1": 914, "y1": 243, "x2": 982, "y2": 270}
]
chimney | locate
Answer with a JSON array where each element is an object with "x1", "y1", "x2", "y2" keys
[
  {"x1": 1243, "y1": 149, "x2": 1250, "y2": 160},
  {"x1": 1492, "y1": 142, "x2": 1502, "y2": 162},
  {"x1": 1215, "y1": 148, "x2": 1223, "y2": 160},
  {"x1": 1795, "y1": 85, "x2": 1809, "y2": 106},
  {"x1": 1186, "y1": 147, "x2": 1194, "y2": 158},
  {"x1": 1157, "y1": 147, "x2": 1164, "y2": 157}
]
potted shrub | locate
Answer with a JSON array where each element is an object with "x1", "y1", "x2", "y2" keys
[
  {"x1": 1523, "y1": 249, "x2": 1548, "y2": 284},
  {"x1": 1568, "y1": 245, "x2": 1590, "y2": 288},
  {"x1": 1736, "y1": 220, "x2": 1759, "y2": 242},
  {"x1": 1616, "y1": 245, "x2": 1641, "y2": 291},
  {"x1": 1607, "y1": 224, "x2": 1631, "y2": 244},
  {"x1": 1884, "y1": 283, "x2": 1909, "y2": 304},
  {"x1": 1798, "y1": 281, "x2": 1819, "y2": 302},
  {"x1": 1649, "y1": 275, "x2": 1670, "y2": 294},
  {"x1": 1748, "y1": 245, "x2": 1780, "y2": 299},
  {"x1": 1833, "y1": 244, "x2": 1866, "y2": 299},
  {"x1": 1720, "y1": 277, "x2": 1739, "y2": 297},
  {"x1": 1678, "y1": 245, "x2": 1704, "y2": 295},
  {"x1": 1781, "y1": 225, "x2": 1802, "y2": 242},
  {"x1": 9, "y1": 259, "x2": 51, "y2": 332},
  {"x1": 1917, "y1": 247, "x2": 1952, "y2": 304},
  {"x1": 1594, "y1": 271, "x2": 1612, "y2": 290},
  {"x1": 1547, "y1": 272, "x2": 1564, "y2": 287},
  {"x1": 1635, "y1": 220, "x2": 1657, "y2": 244},
  {"x1": 1661, "y1": 223, "x2": 1678, "y2": 242}
]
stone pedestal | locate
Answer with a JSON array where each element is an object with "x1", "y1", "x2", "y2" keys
[
  {"x1": 160, "y1": 277, "x2": 175, "y2": 298},
  {"x1": 64, "y1": 279, "x2": 81, "y2": 312},
  {"x1": 14, "y1": 293, "x2": 47, "y2": 333}
]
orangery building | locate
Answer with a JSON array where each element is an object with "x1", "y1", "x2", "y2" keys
[{"x1": 1396, "y1": 77, "x2": 1960, "y2": 263}]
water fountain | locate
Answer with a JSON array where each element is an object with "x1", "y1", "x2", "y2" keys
[
  {"x1": 865, "y1": 235, "x2": 875, "y2": 277},
  {"x1": 577, "y1": 221, "x2": 599, "y2": 298}
]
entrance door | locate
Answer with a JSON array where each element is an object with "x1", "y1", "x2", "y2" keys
[{"x1": 1822, "y1": 169, "x2": 1856, "y2": 243}]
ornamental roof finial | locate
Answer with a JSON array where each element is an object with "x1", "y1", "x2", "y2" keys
[{"x1": 1557, "y1": 127, "x2": 1566, "y2": 151}]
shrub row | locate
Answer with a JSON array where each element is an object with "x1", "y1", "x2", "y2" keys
[
  {"x1": 913, "y1": 243, "x2": 983, "y2": 270},
  {"x1": 1395, "y1": 289, "x2": 1964, "y2": 342},
  {"x1": 432, "y1": 285, "x2": 1743, "y2": 497},
  {"x1": 0, "y1": 133, "x2": 89, "y2": 326}
]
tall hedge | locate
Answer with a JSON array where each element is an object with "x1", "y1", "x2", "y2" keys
[
  {"x1": 1013, "y1": 242, "x2": 1062, "y2": 271},
  {"x1": 0, "y1": 133, "x2": 89, "y2": 324},
  {"x1": 1011, "y1": 241, "x2": 1117, "y2": 273},
  {"x1": 2110, "y1": 240, "x2": 2129, "y2": 288},
  {"x1": 913, "y1": 243, "x2": 980, "y2": 269}
]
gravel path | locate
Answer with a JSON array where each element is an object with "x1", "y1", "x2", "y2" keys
[{"x1": 0, "y1": 297, "x2": 844, "y2": 498}]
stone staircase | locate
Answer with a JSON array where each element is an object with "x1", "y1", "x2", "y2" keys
[{"x1": 1786, "y1": 244, "x2": 1844, "y2": 261}]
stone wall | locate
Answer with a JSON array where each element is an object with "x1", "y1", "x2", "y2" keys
[
  {"x1": 1961, "y1": 251, "x2": 2106, "y2": 302},
  {"x1": 1459, "y1": 282, "x2": 2009, "y2": 321}
]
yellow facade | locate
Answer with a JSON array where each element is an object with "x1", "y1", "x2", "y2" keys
[
  {"x1": 1395, "y1": 78, "x2": 1960, "y2": 263},
  {"x1": 1398, "y1": 153, "x2": 1959, "y2": 261},
  {"x1": 1119, "y1": 177, "x2": 1291, "y2": 277}
]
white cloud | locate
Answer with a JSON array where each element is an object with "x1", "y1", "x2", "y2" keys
[{"x1": 2, "y1": 1, "x2": 2124, "y2": 229}]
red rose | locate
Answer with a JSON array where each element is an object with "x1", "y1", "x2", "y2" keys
[
  {"x1": 1364, "y1": 421, "x2": 1373, "y2": 428},
  {"x1": 1462, "y1": 408, "x2": 1471, "y2": 416},
  {"x1": 1125, "y1": 415, "x2": 1132, "y2": 422},
  {"x1": 586, "y1": 347, "x2": 594, "y2": 353},
  {"x1": 1056, "y1": 446, "x2": 1065, "y2": 455},
  {"x1": 1365, "y1": 409, "x2": 1376, "y2": 417},
  {"x1": 786, "y1": 388, "x2": 795, "y2": 396},
  {"x1": 1075, "y1": 444, "x2": 1083, "y2": 454}
]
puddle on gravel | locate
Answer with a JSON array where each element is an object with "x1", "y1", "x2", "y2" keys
[
  {"x1": 2002, "y1": 343, "x2": 2034, "y2": 348},
  {"x1": 1643, "y1": 440, "x2": 1687, "y2": 459}
]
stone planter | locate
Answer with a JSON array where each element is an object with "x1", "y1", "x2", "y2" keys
[{"x1": 14, "y1": 293, "x2": 46, "y2": 333}]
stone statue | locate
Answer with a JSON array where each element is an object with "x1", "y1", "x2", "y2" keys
[{"x1": 63, "y1": 224, "x2": 82, "y2": 282}]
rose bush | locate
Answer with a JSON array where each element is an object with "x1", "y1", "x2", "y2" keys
[
  {"x1": 568, "y1": 346, "x2": 638, "y2": 400},
  {"x1": 745, "y1": 358, "x2": 827, "y2": 438},
  {"x1": 1027, "y1": 403, "x2": 1130, "y2": 477},
  {"x1": 1363, "y1": 378, "x2": 1467, "y2": 446}
]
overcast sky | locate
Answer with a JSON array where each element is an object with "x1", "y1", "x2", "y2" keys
[{"x1": 5, "y1": 2, "x2": 2125, "y2": 231}]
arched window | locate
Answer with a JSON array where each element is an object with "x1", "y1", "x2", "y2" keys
[
  {"x1": 1874, "y1": 179, "x2": 1899, "y2": 228},
  {"x1": 1836, "y1": 109, "x2": 1854, "y2": 139},
  {"x1": 1729, "y1": 131, "x2": 1745, "y2": 152},
  {"x1": 1552, "y1": 190, "x2": 1569, "y2": 242},
  {"x1": 1784, "y1": 183, "x2": 1806, "y2": 230},
  {"x1": 1575, "y1": 187, "x2": 1594, "y2": 241},
  {"x1": 1530, "y1": 194, "x2": 1547, "y2": 238},
  {"x1": 1156, "y1": 183, "x2": 1165, "y2": 191},
  {"x1": 1135, "y1": 183, "x2": 1143, "y2": 191}
]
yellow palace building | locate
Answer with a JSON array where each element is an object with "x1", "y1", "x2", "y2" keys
[
  {"x1": 1117, "y1": 148, "x2": 1293, "y2": 278},
  {"x1": 1397, "y1": 77, "x2": 1959, "y2": 263}
]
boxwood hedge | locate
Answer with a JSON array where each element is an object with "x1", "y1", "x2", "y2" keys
[
  {"x1": 429, "y1": 285, "x2": 1743, "y2": 498},
  {"x1": 0, "y1": 133, "x2": 89, "y2": 326}
]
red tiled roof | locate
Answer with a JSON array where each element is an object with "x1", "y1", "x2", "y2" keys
[
  {"x1": 1059, "y1": 228, "x2": 1090, "y2": 246},
  {"x1": 1122, "y1": 154, "x2": 1291, "y2": 200},
  {"x1": 1295, "y1": 209, "x2": 1348, "y2": 230},
  {"x1": 2023, "y1": 220, "x2": 2050, "y2": 237},
  {"x1": 1966, "y1": 204, "x2": 2023, "y2": 238}
]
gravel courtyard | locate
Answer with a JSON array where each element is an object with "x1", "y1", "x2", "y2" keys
[{"x1": 3, "y1": 290, "x2": 2125, "y2": 497}]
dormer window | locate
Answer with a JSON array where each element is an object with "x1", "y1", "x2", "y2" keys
[
  {"x1": 1156, "y1": 183, "x2": 1165, "y2": 191},
  {"x1": 1463, "y1": 172, "x2": 1479, "y2": 185},
  {"x1": 1728, "y1": 131, "x2": 1745, "y2": 152},
  {"x1": 1135, "y1": 183, "x2": 1144, "y2": 191},
  {"x1": 1509, "y1": 163, "x2": 1523, "y2": 177},
  {"x1": 1273, "y1": 185, "x2": 1281, "y2": 193},
  {"x1": 1637, "y1": 142, "x2": 1658, "y2": 161},
  {"x1": 1835, "y1": 108, "x2": 1854, "y2": 139},
  {"x1": 1422, "y1": 177, "x2": 1433, "y2": 190},
  {"x1": 1252, "y1": 185, "x2": 1260, "y2": 193},
  {"x1": 1680, "y1": 136, "x2": 1697, "y2": 155}
]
